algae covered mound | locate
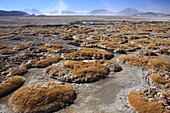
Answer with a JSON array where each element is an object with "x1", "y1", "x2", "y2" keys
[
  {"x1": 45, "y1": 60, "x2": 122, "y2": 83},
  {"x1": 64, "y1": 48, "x2": 113, "y2": 60},
  {"x1": 0, "y1": 49, "x2": 16, "y2": 55},
  {"x1": 117, "y1": 55, "x2": 170, "y2": 72},
  {"x1": 146, "y1": 70, "x2": 170, "y2": 88},
  {"x1": 128, "y1": 88, "x2": 170, "y2": 113},
  {"x1": 9, "y1": 82, "x2": 76, "y2": 113},
  {"x1": 0, "y1": 76, "x2": 25, "y2": 98},
  {"x1": 14, "y1": 44, "x2": 29, "y2": 51},
  {"x1": 32, "y1": 56, "x2": 61, "y2": 68}
]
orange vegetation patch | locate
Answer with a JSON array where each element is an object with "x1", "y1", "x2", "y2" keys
[
  {"x1": 147, "y1": 70, "x2": 170, "y2": 87},
  {"x1": 0, "y1": 49, "x2": 16, "y2": 55},
  {"x1": 45, "y1": 60, "x2": 122, "y2": 83},
  {"x1": 128, "y1": 90, "x2": 168, "y2": 113},
  {"x1": 0, "y1": 76, "x2": 25, "y2": 98},
  {"x1": 32, "y1": 56, "x2": 61, "y2": 68},
  {"x1": 98, "y1": 60, "x2": 122, "y2": 72},
  {"x1": 117, "y1": 55, "x2": 170, "y2": 72},
  {"x1": 0, "y1": 29, "x2": 14, "y2": 37},
  {"x1": 9, "y1": 82, "x2": 76, "y2": 113},
  {"x1": 130, "y1": 39, "x2": 170, "y2": 48},
  {"x1": 14, "y1": 44, "x2": 29, "y2": 50},
  {"x1": 82, "y1": 40, "x2": 140, "y2": 52},
  {"x1": 45, "y1": 60, "x2": 109, "y2": 83},
  {"x1": 21, "y1": 27, "x2": 59, "y2": 37},
  {"x1": 60, "y1": 34, "x2": 74, "y2": 40},
  {"x1": 119, "y1": 43, "x2": 140, "y2": 52},
  {"x1": 40, "y1": 44, "x2": 63, "y2": 53},
  {"x1": 65, "y1": 48, "x2": 113, "y2": 60},
  {"x1": 150, "y1": 75, "x2": 170, "y2": 87},
  {"x1": 0, "y1": 44, "x2": 7, "y2": 49},
  {"x1": 8, "y1": 67, "x2": 28, "y2": 76}
]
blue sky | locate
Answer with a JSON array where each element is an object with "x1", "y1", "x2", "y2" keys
[{"x1": 0, "y1": 0, "x2": 170, "y2": 13}]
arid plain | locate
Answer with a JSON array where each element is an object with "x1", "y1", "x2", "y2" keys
[{"x1": 0, "y1": 16, "x2": 170, "y2": 113}]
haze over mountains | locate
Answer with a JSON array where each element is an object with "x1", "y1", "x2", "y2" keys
[{"x1": 0, "y1": 8, "x2": 169, "y2": 16}]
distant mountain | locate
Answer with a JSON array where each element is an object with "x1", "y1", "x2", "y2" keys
[
  {"x1": 89, "y1": 9, "x2": 114, "y2": 15},
  {"x1": 133, "y1": 12, "x2": 168, "y2": 17},
  {"x1": 117, "y1": 8, "x2": 141, "y2": 15},
  {"x1": 0, "y1": 10, "x2": 29, "y2": 16},
  {"x1": 24, "y1": 9, "x2": 41, "y2": 15},
  {"x1": 61, "y1": 10, "x2": 76, "y2": 14}
]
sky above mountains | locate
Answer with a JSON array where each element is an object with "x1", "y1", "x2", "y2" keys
[{"x1": 0, "y1": 0, "x2": 170, "y2": 13}]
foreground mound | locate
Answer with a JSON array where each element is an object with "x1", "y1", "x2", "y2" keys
[
  {"x1": 9, "y1": 82, "x2": 76, "y2": 113},
  {"x1": 128, "y1": 88, "x2": 170, "y2": 113},
  {"x1": 0, "y1": 76, "x2": 25, "y2": 98},
  {"x1": 45, "y1": 60, "x2": 122, "y2": 83}
]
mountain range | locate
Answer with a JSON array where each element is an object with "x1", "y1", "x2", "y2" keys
[
  {"x1": 0, "y1": 10, "x2": 29, "y2": 16},
  {"x1": 117, "y1": 8, "x2": 141, "y2": 15},
  {"x1": 24, "y1": 9, "x2": 42, "y2": 15},
  {"x1": 0, "y1": 8, "x2": 169, "y2": 17},
  {"x1": 89, "y1": 9, "x2": 114, "y2": 15}
]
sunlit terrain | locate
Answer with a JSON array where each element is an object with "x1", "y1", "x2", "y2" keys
[{"x1": 0, "y1": 0, "x2": 170, "y2": 113}]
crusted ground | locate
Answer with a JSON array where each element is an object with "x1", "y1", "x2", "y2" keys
[{"x1": 0, "y1": 17, "x2": 169, "y2": 113}]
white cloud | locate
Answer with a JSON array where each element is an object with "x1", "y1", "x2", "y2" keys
[
  {"x1": 43, "y1": 0, "x2": 68, "y2": 14},
  {"x1": 56, "y1": 0, "x2": 68, "y2": 14}
]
